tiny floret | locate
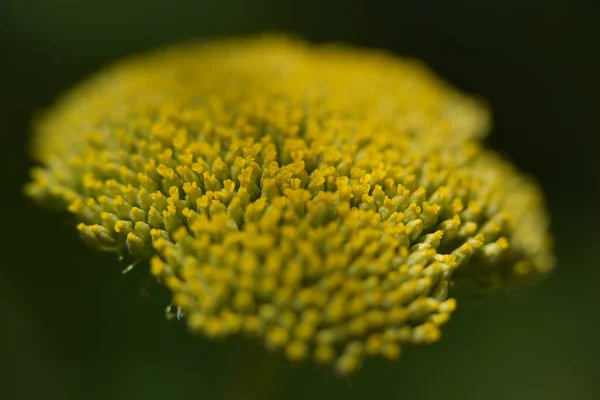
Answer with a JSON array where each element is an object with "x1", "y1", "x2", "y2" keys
[{"x1": 26, "y1": 35, "x2": 554, "y2": 375}]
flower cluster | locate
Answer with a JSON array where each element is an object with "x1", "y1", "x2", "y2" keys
[{"x1": 26, "y1": 36, "x2": 553, "y2": 375}]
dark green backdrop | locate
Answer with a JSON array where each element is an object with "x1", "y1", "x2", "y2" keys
[{"x1": 1, "y1": 1, "x2": 598, "y2": 399}]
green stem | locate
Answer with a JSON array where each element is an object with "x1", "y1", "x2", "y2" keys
[{"x1": 224, "y1": 339, "x2": 286, "y2": 400}]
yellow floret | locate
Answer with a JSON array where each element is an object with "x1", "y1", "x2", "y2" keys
[{"x1": 25, "y1": 35, "x2": 554, "y2": 376}]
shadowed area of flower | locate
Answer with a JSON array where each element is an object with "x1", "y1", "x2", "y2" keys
[{"x1": 25, "y1": 35, "x2": 554, "y2": 376}]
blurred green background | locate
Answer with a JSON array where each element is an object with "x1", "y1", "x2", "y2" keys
[{"x1": 1, "y1": 0, "x2": 599, "y2": 399}]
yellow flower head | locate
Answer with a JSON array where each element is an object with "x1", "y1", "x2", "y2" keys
[{"x1": 26, "y1": 35, "x2": 553, "y2": 375}]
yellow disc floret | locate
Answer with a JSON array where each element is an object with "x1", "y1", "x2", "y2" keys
[{"x1": 25, "y1": 35, "x2": 554, "y2": 375}]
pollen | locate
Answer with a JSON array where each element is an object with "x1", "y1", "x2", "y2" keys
[{"x1": 25, "y1": 35, "x2": 554, "y2": 376}]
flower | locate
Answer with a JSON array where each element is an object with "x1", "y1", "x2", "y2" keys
[{"x1": 25, "y1": 35, "x2": 554, "y2": 375}]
